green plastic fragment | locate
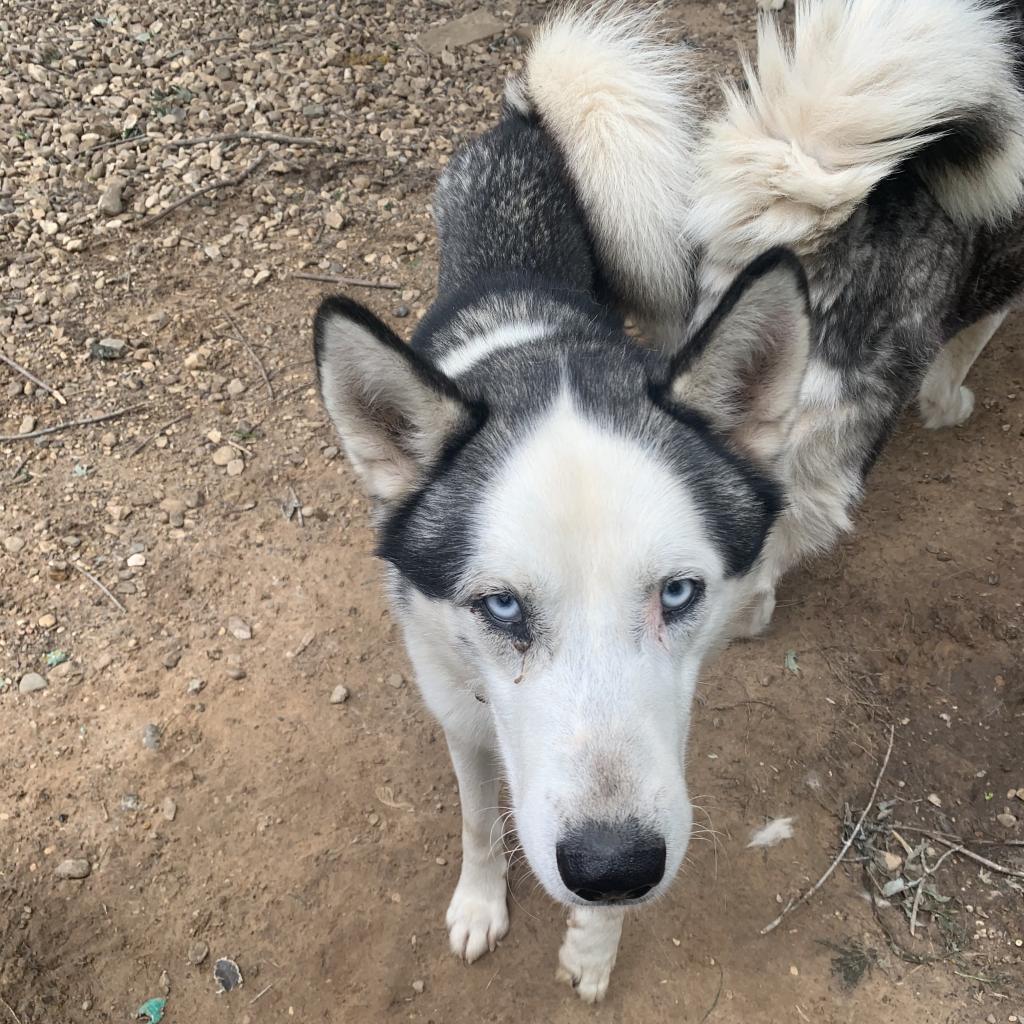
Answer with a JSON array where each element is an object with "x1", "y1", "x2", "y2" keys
[
  {"x1": 784, "y1": 650, "x2": 800, "y2": 675},
  {"x1": 136, "y1": 997, "x2": 167, "y2": 1023},
  {"x1": 46, "y1": 650, "x2": 69, "y2": 667}
]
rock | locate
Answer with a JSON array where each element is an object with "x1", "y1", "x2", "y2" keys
[
  {"x1": 93, "y1": 652, "x2": 113, "y2": 673},
  {"x1": 47, "y1": 560, "x2": 69, "y2": 580},
  {"x1": 418, "y1": 10, "x2": 506, "y2": 54},
  {"x1": 97, "y1": 178, "x2": 125, "y2": 216},
  {"x1": 37, "y1": 613, "x2": 56, "y2": 628},
  {"x1": 926, "y1": 793, "x2": 942, "y2": 807},
  {"x1": 90, "y1": 337, "x2": 127, "y2": 360},
  {"x1": 127, "y1": 553, "x2": 146, "y2": 567},
  {"x1": 876, "y1": 851, "x2": 903, "y2": 873},
  {"x1": 252, "y1": 268, "x2": 271, "y2": 286},
  {"x1": 19, "y1": 673, "x2": 46, "y2": 695},
  {"x1": 163, "y1": 649, "x2": 182, "y2": 670},
  {"x1": 225, "y1": 666, "x2": 246, "y2": 680},
  {"x1": 393, "y1": 304, "x2": 410, "y2": 318},
  {"x1": 323, "y1": 446, "x2": 339, "y2": 461},
  {"x1": 3, "y1": 536, "x2": 25, "y2": 554},
  {"x1": 55, "y1": 858, "x2": 91, "y2": 880},
  {"x1": 101, "y1": 431, "x2": 117, "y2": 447},
  {"x1": 187, "y1": 940, "x2": 210, "y2": 966},
  {"x1": 186, "y1": 677, "x2": 206, "y2": 695},
  {"x1": 324, "y1": 209, "x2": 344, "y2": 230},
  {"x1": 19, "y1": 415, "x2": 36, "y2": 435},
  {"x1": 412, "y1": 980, "x2": 425, "y2": 995},
  {"x1": 330, "y1": 685, "x2": 349, "y2": 705},
  {"x1": 162, "y1": 797, "x2": 178, "y2": 821},
  {"x1": 227, "y1": 616, "x2": 252, "y2": 640},
  {"x1": 226, "y1": 458, "x2": 244, "y2": 476},
  {"x1": 997, "y1": 812, "x2": 1018, "y2": 828},
  {"x1": 211, "y1": 445, "x2": 234, "y2": 466},
  {"x1": 226, "y1": 378, "x2": 246, "y2": 398},
  {"x1": 143, "y1": 723, "x2": 162, "y2": 750},
  {"x1": 386, "y1": 672, "x2": 405, "y2": 689}
]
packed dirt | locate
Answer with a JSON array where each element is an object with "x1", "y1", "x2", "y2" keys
[{"x1": 1, "y1": 2, "x2": 1022, "y2": 1022}]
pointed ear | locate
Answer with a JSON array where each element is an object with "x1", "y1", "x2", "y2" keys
[
  {"x1": 314, "y1": 295, "x2": 481, "y2": 503},
  {"x1": 662, "y1": 248, "x2": 811, "y2": 464}
]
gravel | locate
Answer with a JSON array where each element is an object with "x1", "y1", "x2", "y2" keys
[
  {"x1": 55, "y1": 858, "x2": 91, "y2": 880},
  {"x1": 19, "y1": 673, "x2": 46, "y2": 694}
]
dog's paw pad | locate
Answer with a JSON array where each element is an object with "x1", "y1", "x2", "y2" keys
[
  {"x1": 556, "y1": 952, "x2": 613, "y2": 1003},
  {"x1": 446, "y1": 885, "x2": 509, "y2": 964},
  {"x1": 920, "y1": 385, "x2": 974, "y2": 429}
]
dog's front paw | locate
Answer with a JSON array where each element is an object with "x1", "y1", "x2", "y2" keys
[
  {"x1": 556, "y1": 908, "x2": 623, "y2": 1003},
  {"x1": 446, "y1": 870, "x2": 509, "y2": 964},
  {"x1": 920, "y1": 384, "x2": 974, "y2": 429}
]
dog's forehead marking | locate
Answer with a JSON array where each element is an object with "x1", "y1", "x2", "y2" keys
[
  {"x1": 472, "y1": 392, "x2": 722, "y2": 595},
  {"x1": 437, "y1": 319, "x2": 553, "y2": 377}
]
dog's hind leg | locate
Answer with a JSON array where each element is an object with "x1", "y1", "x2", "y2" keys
[
  {"x1": 919, "y1": 311, "x2": 1006, "y2": 429},
  {"x1": 556, "y1": 905, "x2": 625, "y2": 1003},
  {"x1": 444, "y1": 734, "x2": 510, "y2": 964}
]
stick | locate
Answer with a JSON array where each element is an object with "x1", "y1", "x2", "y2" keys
[
  {"x1": 0, "y1": 994, "x2": 23, "y2": 1024},
  {"x1": 221, "y1": 308, "x2": 274, "y2": 399},
  {"x1": 136, "y1": 154, "x2": 265, "y2": 229},
  {"x1": 81, "y1": 133, "x2": 150, "y2": 155},
  {"x1": 288, "y1": 485, "x2": 304, "y2": 527},
  {"x1": 760, "y1": 724, "x2": 895, "y2": 935},
  {"x1": 167, "y1": 131, "x2": 341, "y2": 149},
  {"x1": 699, "y1": 962, "x2": 724, "y2": 1023},
  {"x1": 0, "y1": 351, "x2": 67, "y2": 405},
  {"x1": 927, "y1": 835, "x2": 1024, "y2": 879},
  {"x1": 0, "y1": 404, "x2": 146, "y2": 442},
  {"x1": 248, "y1": 983, "x2": 275, "y2": 1005},
  {"x1": 291, "y1": 272, "x2": 400, "y2": 290},
  {"x1": 71, "y1": 561, "x2": 128, "y2": 614},
  {"x1": 130, "y1": 412, "x2": 192, "y2": 456}
]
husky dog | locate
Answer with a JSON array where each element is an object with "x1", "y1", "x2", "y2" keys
[{"x1": 314, "y1": 0, "x2": 1024, "y2": 1001}]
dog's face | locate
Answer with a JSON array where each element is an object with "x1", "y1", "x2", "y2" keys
[{"x1": 315, "y1": 251, "x2": 810, "y2": 906}]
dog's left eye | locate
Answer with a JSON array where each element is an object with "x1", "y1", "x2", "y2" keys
[
  {"x1": 482, "y1": 592, "x2": 523, "y2": 625},
  {"x1": 660, "y1": 578, "x2": 700, "y2": 616}
]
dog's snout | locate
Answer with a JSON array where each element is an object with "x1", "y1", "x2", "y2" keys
[{"x1": 556, "y1": 819, "x2": 666, "y2": 902}]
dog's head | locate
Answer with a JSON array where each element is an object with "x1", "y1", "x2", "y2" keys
[{"x1": 314, "y1": 250, "x2": 810, "y2": 905}]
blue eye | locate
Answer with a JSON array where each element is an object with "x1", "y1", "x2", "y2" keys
[
  {"x1": 483, "y1": 592, "x2": 523, "y2": 624},
  {"x1": 661, "y1": 578, "x2": 698, "y2": 614}
]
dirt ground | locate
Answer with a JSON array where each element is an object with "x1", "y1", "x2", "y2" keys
[{"x1": 2, "y1": 2, "x2": 1022, "y2": 1022}]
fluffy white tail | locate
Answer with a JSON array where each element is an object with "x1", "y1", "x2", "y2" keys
[
  {"x1": 690, "y1": 0, "x2": 1024, "y2": 267},
  {"x1": 510, "y1": 4, "x2": 699, "y2": 328}
]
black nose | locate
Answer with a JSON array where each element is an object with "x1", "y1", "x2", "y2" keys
[{"x1": 556, "y1": 819, "x2": 666, "y2": 902}]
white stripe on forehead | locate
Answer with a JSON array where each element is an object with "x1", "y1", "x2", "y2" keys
[
  {"x1": 468, "y1": 390, "x2": 722, "y2": 603},
  {"x1": 437, "y1": 320, "x2": 552, "y2": 377}
]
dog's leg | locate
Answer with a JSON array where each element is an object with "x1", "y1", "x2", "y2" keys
[
  {"x1": 444, "y1": 734, "x2": 510, "y2": 963},
  {"x1": 556, "y1": 905, "x2": 625, "y2": 1003},
  {"x1": 919, "y1": 311, "x2": 1005, "y2": 429}
]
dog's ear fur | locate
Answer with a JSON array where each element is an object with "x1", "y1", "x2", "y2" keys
[
  {"x1": 663, "y1": 248, "x2": 811, "y2": 464},
  {"x1": 314, "y1": 295, "x2": 479, "y2": 503}
]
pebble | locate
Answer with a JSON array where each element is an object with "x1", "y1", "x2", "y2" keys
[
  {"x1": 323, "y1": 446, "x2": 339, "y2": 461},
  {"x1": 3, "y1": 536, "x2": 25, "y2": 554},
  {"x1": 212, "y1": 446, "x2": 235, "y2": 467},
  {"x1": 996, "y1": 812, "x2": 1018, "y2": 828},
  {"x1": 97, "y1": 178, "x2": 125, "y2": 216},
  {"x1": 386, "y1": 673, "x2": 405, "y2": 690},
  {"x1": 330, "y1": 685, "x2": 349, "y2": 705},
  {"x1": 101, "y1": 431, "x2": 117, "y2": 447},
  {"x1": 93, "y1": 652, "x2": 113, "y2": 673},
  {"x1": 19, "y1": 673, "x2": 46, "y2": 695},
  {"x1": 225, "y1": 666, "x2": 246, "y2": 680},
  {"x1": 187, "y1": 677, "x2": 206, "y2": 696},
  {"x1": 393, "y1": 304, "x2": 410, "y2": 318},
  {"x1": 37, "y1": 613, "x2": 56, "y2": 628},
  {"x1": 163, "y1": 650, "x2": 182, "y2": 670},
  {"x1": 227, "y1": 616, "x2": 252, "y2": 640},
  {"x1": 143, "y1": 723, "x2": 162, "y2": 750},
  {"x1": 226, "y1": 458, "x2": 245, "y2": 476},
  {"x1": 411, "y1": 980, "x2": 425, "y2": 995},
  {"x1": 127, "y1": 553, "x2": 146, "y2": 568},
  {"x1": 187, "y1": 940, "x2": 210, "y2": 966},
  {"x1": 19, "y1": 415, "x2": 35, "y2": 435},
  {"x1": 55, "y1": 858, "x2": 91, "y2": 880},
  {"x1": 90, "y1": 337, "x2": 127, "y2": 360},
  {"x1": 926, "y1": 793, "x2": 942, "y2": 807},
  {"x1": 162, "y1": 797, "x2": 178, "y2": 821},
  {"x1": 226, "y1": 378, "x2": 246, "y2": 398}
]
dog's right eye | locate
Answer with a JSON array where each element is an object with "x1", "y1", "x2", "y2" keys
[{"x1": 482, "y1": 592, "x2": 523, "y2": 625}]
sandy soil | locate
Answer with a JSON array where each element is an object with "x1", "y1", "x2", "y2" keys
[{"x1": 1, "y1": 2, "x2": 1022, "y2": 1022}]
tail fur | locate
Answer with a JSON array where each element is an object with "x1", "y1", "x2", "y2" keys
[
  {"x1": 689, "y1": 0, "x2": 1024, "y2": 267},
  {"x1": 510, "y1": 4, "x2": 699, "y2": 328}
]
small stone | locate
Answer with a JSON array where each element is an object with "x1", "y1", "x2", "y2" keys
[
  {"x1": 330, "y1": 685, "x2": 349, "y2": 705},
  {"x1": 37, "y1": 613, "x2": 56, "y2": 629},
  {"x1": 876, "y1": 851, "x2": 903, "y2": 873},
  {"x1": 323, "y1": 446, "x2": 339, "y2": 461},
  {"x1": 226, "y1": 378, "x2": 246, "y2": 398},
  {"x1": 97, "y1": 178, "x2": 125, "y2": 216},
  {"x1": 55, "y1": 858, "x2": 91, "y2": 880},
  {"x1": 162, "y1": 797, "x2": 177, "y2": 821},
  {"x1": 386, "y1": 673, "x2": 405, "y2": 689},
  {"x1": 252, "y1": 269, "x2": 271, "y2": 287},
  {"x1": 226, "y1": 458, "x2": 244, "y2": 476},
  {"x1": 225, "y1": 666, "x2": 246, "y2": 680},
  {"x1": 160, "y1": 969, "x2": 171, "y2": 995},
  {"x1": 101, "y1": 431, "x2": 117, "y2": 447},
  {"x1": 227, "y1": 616, "x2": 252, "y2": 640},
  {"x1": 186, "y1": 677, "x2": 205, "y2": 696},
  {"x1": 90, "y1": 337, "x2": 127, "y2": 360},
  {"x1": 324, "y1": 209, "x2": 344, "y2": 230},
  {"x1": 3, "y1": 536, "x2": 25, "y2": 554},
  {"x1": 212, "y1": 446, "x2": 234, "y2": 467},
  {"x1": 127, "y1": 553, "x2": 146, "y2": 568},
  {"x1": 996, "y1": 812, "x2": 1018, "y2": 828},
  {"x1": 19, "y1": 673, "x2": 46, "y2": 695},
  {"x1": 143, "y1": 724, "x2": 162, "y2": 750},
  {"x1": 411, "y1": 980, "x2": 425, "y2": 995},
  {"x1": 789, "y1": 965, "x2": 799, "y2": 977},
  {"x1": 926, "y1": 793, "x2": 942, "y2": 807},
  {"x1": 393, "y1": 304, "x2": 410, "y2": 318},
  {"x1": 418, "y1": 10, "x2": 506, "y2": 53},
  {"x1": 94, "y1": 652, "x2": 113, "y2": 673},
  {"x1": 47, "y1": 560, "x2": 69, "y2": 581},
  {"x1": 19, "y1": 415, "x2": 36, "y2": 435},
  {"x1": 187, "y1": 940, "x2": 210, "y2": 966},
  {"x1": 163, "y1": 649, "x2": 182, "y2": 669}
]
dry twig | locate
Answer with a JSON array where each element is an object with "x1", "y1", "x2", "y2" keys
[
  {"x1": 0, "y1": 993, "x2": 23, "y2": 1024},
  {"x1": 167, "y1": 131, "x2": 340, "y2": 149},
  {"x1": 220, "y1": 308, "x2": 274, "y2": 399},
  {"x1": 927, "y1": 835, "x2": 1024, "y2": 880},
  {"x1": 71, "y1": 561, "x2": 128, "y2": 614},
  {"x1": 760, "y1": 724, "x2": 896, "y2": 935},
  {"x1": 0, "y1": 351, "x2": 67, "y2": 405},
  {"x1": 136, "y1": 154, "x2": 266, "y2": 229},
  {"x1": 0, "y1": 404, "x2": 146, "y2": 442},
  {"x1": 81, "y1": 133, "x2": 150, "y2": 155},
  {"x1": 130, "y1": 412, "x2": 192, "y2": 456},
  {"x1": 248, "y1": 983, "x2": 275, "y2": 1005},
  {"x1": 291, "y1": 272, "x2": 400, "y2": 290}
]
